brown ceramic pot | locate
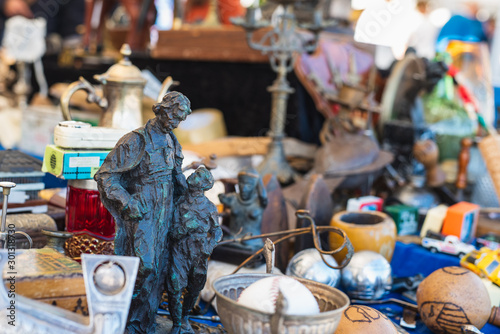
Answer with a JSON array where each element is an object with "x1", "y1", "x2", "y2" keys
[
  {"x1": 335, "y1": 305, "x2": 398, "y2": 334},
  {"x1": 330, "y1": 211, "x2": 397, "y2": 262},
  {"x1": 416, "y1": 266, "x2": 491, "y2": 334}
]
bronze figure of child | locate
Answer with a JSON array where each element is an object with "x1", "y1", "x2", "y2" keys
[{"x1": 166, "y1": 166, "x2": 223, "y2": 334}]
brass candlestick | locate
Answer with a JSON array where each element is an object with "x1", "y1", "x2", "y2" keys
[{"x1": 233, "y1": 2, "x2": 329, "y2": 184}]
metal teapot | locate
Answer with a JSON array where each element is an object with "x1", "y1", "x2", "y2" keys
[{"x1": 60, "y1": 44, "x2": 147, "y2": 131}]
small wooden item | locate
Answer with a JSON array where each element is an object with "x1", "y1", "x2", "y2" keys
[
  {"x1": 456, "y1": 138, "x2": 473, "y2": 200},
  {"x1": 441, "y1": 201, "x2": 479, "y2": 243},
  {"x1": 413, "y1": 140, "x2": 446, "y2": 188},
  {"x1": 294, "y1": 174, "x2": 333, "y2": 253},
  {"x1": 261, "y1": 174, "x2": 289, "y2": 272},
  {"x1": 335, "y1": 305, "x2": 398, "y2": 334},
  {"x1": 330, "y1": 211, "x2": 397, "y2": 262},
  {"x1": 417, "y1": 266, "x2": 491, "y2": 334},
  {"x1": 2, "y1": 248, "x2": 87, "y2": 314},
  {"x1": 420, "y1": 204, "x2": 448, "y2": 238}
]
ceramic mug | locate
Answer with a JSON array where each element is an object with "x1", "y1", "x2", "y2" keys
[{"x1": 330, "y1": 211, "x2": 397, "y2": 262}]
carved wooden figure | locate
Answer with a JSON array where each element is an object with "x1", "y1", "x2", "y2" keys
[{"x1": 413, "y1": 140, "x2": 446, "y2": 188}]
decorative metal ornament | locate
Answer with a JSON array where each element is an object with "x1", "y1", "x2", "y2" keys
[
  {"x1": 341, "y1": 250, "x2": 392, "y2": 300},
  {"x1": 65, "y1": 233, "x2": 115, "y2": 260},
  {"x1": 60, "y1": 44, "x2": 148, "y2": 131},
  {"x1": 232, "y1": 3, "x2": 330, "y2": 184},
  {"x1": 286, "y1": 248, "x2": 341, "y2": 288}
]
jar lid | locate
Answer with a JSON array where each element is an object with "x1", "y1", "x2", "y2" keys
[
  {"x1": 68, "y1": 179, "x2": 98, "y2": 191},
  {"x1": 94, "y1": 44, "x2": 146, "y2": 84}
]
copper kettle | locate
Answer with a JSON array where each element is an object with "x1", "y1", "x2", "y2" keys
[{"x1": 60, "y1": 44, "x2": 147, "y2": 131}]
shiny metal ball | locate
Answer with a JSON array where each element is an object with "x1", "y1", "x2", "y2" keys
[
  {"x1": 94, "y1": 261, "x2": 126, "y2": 295},
  {"x1": 341, "y1": 251, "x2": 392, "y2": 300},
  {"x1": 286, "y1": 248, "x2": 342, "y2": 288}
]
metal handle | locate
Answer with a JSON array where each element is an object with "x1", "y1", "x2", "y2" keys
[
  {"x1": 60, "y1": 76, "x2": 108, "y2": 121},
  {"x1": 157, "y1": 76, "x2": 179, "y2": 103},
  {"x1": 14, "y1": 231, "x2": 33, "y2": 249},
  {"x1": 295, "y1": 209, "x2": 354, "y2": 270}
]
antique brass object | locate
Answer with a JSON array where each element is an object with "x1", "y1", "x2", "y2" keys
[
  {"x1": 60, "y1": 44, "x2": 147, "y2": 131},
  {"x1": 232, "y1": 3, "x2": 330, "y2": 184},
  {"x1": 65, "y1": 233, "x2": 115, "y2": 260},
  {"x1": 213, "y1": 273, "x2": 350, "y2": 334}
]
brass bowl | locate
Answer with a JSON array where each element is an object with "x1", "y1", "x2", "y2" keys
[{"x1": 213, "y1": 273, "x2": 350, "y2": 334}]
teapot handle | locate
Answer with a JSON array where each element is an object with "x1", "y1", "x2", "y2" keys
[
  {"x1": 60, "y1": 76, "x2": 108, "y2": 121},
  {"x1": 157, "y1": 76, "x2": 178, "y2": 103}
]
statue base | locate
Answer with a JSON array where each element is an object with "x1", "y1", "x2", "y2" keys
[{"x1": 154, "y1": 315, "x2": 227, "y2": 334}]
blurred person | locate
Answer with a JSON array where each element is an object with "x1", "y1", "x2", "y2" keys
[
  {"x1": 407, "y1": 0, "x2": 440, "y2": 60},
  {"x1": 0, "y1": 0, "x2": 84, "y2": 44}
]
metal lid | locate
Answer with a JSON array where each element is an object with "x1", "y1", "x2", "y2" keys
[
  {"x1": 68, "y1": 179, "x2": 99, "y2": 191},
  {"x1": 94, "y1": 44, "x2": 146, "y2": 85}
]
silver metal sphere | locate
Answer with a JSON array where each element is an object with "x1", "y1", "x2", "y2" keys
[
  {"x1": 94, "y1": 261, "x2": 126, "y2": 295},
  {"x1": 286, "y1": 248, "x2": 341, "y2": 288},
  {"x1": 341, "y1": 251, "x2": 392, "y2": 300}
]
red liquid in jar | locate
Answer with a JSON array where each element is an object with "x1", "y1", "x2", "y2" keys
[{"x1": 66, "y1": 185, "x2": 115, "y2": 240}]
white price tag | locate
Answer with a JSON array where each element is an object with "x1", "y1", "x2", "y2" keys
[{"x1": 69, "y1": 156, "x2": 100, "y2": 168}]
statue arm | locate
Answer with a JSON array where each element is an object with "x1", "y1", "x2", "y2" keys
[
  {"x1": 95, "y1": 132, "x2": 145, "y2": 219},
  {"x1": 218, "y1": 193, "x2": 234, "y2": 207},
  {"x1": 208, "y1": 210, "x2": 223, "y2": 254},
  {"x1": 172, "y1": 134, "x2": 187, "y2": 197}
]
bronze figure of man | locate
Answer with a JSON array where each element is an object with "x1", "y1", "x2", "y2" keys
[{"x1": 95, "y1": 91, "x2": 192, "y2": 333}]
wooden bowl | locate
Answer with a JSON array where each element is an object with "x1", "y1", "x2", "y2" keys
[{"x1": 330, "y1": 211, "x2": 397, "y2": 262}]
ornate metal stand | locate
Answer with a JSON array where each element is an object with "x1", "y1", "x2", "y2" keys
[{"x1": 232, "y1": 2, "x2": 328, "y2": 184}]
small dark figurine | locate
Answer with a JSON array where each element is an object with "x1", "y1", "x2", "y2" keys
[
  {"x1": 95, "y1": 91, "x2": 192, "y2": 334},
  {"x1": 218, "y1": 167, "x2": 268, "y2": 251},
  {"x1": 167, "y1": 166, "x2": 222, "y2": 334}
]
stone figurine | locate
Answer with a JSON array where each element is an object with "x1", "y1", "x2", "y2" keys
[
  {"x1": 95, "y1": 91, "x2": 192, "y2": 334},
  {"x1": 166, "y1": 166, "x2": 222, "y2": 334},
  {"x1": 218, "y1": 167, "x2": 268, "y2": 251}
]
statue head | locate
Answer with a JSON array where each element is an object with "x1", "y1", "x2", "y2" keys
[
  {"x1": 237, "y1": 167, "x2": 267, "y2": 205},
  {"x1": 153, "y1": 91, "x2": 192, "y2": 132},
  {"x1": 187, "y1": 166, "x2": 214, "y2": 192}
]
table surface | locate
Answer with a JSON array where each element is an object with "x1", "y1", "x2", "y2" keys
[{"x1": 191, "y1": 241, "x2": 500, "y2": 333}]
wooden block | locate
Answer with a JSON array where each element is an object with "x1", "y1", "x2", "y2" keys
[
  {"x1": 150, "y1": 26, "x2": 270, "y2": 63},
  {"x1": 441, "y1": 201, "x2": 479, "y2": 243},
  {"x1": 40, "y1": 296, "x2": 88, "y2": 316},
  {"x1": 420, "y1": 204, "x2": 448, "y2": 238},
  {"x1": 3, "y1": 248, "x2": 86, "y2": 313}
]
